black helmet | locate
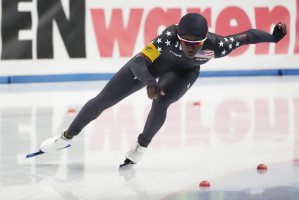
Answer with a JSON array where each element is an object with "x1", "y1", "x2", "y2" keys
[{"x1": 178, "y1": 13, "x2": 208, "y2": 40}]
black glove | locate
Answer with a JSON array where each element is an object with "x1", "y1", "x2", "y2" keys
[
  {"x1": 146, "y1": 80, "x2": 164, "y2": 99},
  {"x1": 272, "y1": 22, "x2": 287, "y2": 43}
]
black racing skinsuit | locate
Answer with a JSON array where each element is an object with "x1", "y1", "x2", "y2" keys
[{"x1": 67, "y1": 24, "x2": 285, "y2": 147}]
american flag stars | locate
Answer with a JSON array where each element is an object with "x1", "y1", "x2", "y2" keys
[
  {"x1": 166, "y1": 31, "x2": 172, "y2": 36},
  {"x1": 221, "y1": 49, "x2": 227, "y2": 56},
  {"x1": 219, "y1": 40, "x2": 224, "y2": 47},
  {"x1": 165, "y1": 39, "x2": 171, "y2": 46},
  {"x1": 218, "y1": 36, "x2": 240, "y2": 56},
  {"x1": 153, "y1": 30, "x2": 181, "y2": 52}
]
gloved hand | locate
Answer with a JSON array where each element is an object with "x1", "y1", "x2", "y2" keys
[
  {"x1": 272, "y1": 22, "x2": 287, "y2": 43},
  {"x1": 146, "y1": 80, "x2": 165, "y2": 99}
]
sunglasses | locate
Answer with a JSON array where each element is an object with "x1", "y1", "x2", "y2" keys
[{"x1": 177, "y1": 34, "x2": 207, "y2": 46}]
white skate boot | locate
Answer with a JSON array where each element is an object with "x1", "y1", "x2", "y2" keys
[
  {"x1": 40, "y1": 132, "x2": 71, "y2": 153},
  {"x1": 119, "y1": 142, "x2": 147, "y2": 168}
]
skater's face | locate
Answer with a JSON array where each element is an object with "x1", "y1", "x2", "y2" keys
[{"x1": 178, "y1": 34, "x2": 207, "y2": 58}]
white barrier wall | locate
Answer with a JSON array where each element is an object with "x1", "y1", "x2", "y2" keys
[{"x1": 0, "y1": 0, "x2": 298, "y2": 76}]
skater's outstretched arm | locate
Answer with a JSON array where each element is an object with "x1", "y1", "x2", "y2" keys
[
  {"x1": 207, "y1": 22, "x2": 287, "y2": 58},
  {"x1": 246, "y1": 22, "x2": 287, "y2": 44}
]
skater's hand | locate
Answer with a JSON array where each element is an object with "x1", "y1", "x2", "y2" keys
[
  {"x1": 272, "y1": 22, "x2": 287, "y2": 43},
  {"x1": 146, "y1": 80, "x2": 165, "y2": 99}
]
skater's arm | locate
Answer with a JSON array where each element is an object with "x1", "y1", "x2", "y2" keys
[
  {"x1": 245, "y1": 23, "x2": 287, "y2": 44},
  {"x1": 130, "y1": 25, "x2": 176, "y2": 98},
  {"x1": 210, "y1": 22, "x2": 287, "y2": 58},
  {"x1": 130, "y1": 24, "x2": 176, "y2": 84},
  {"x1": 130, "y1": 54, "x2": 165, "y2": 99},
  {"x1": 129, "y1": 54, "x2": 156, "y2": 85}
]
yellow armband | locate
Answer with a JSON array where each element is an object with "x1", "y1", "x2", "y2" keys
[{"x1": 141, "y1": 43, "x2": 161, "y2": 62}]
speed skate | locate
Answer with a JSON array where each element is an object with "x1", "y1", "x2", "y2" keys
[
  {"x1": 119, "y1": 142, "x2": 147, "y2": 168},
  {"x1": 25, "y1": 132, "x2": 73, "y2": 158}
]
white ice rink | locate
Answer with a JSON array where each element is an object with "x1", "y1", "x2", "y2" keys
[{"x1": 0, "y1": 76, "x2": 299, "y2": 200}]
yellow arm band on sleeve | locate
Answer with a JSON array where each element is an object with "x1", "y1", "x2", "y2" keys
[{"x1": 141, "y1": 43, "x2": 161, "y2": 62}]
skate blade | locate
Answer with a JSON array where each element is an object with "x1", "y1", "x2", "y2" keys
[
  {"x1": 25, "y1": 150, "x2": 44, "y2": 158},
  {"x1": 119, "y1": 161, "x2": 135, "y2": 169},
  {"x1": 119, "y1": 163, "x2": 134, "y2": 169},
  {"x1": 25, "y1": 144, "x2": 71, "y2": 159}
]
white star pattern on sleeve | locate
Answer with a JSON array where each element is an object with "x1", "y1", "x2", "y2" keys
[
  {"x1": 166, "y1": 31, "x2": 172, "y2": 36},
  {"x1": 151, "y1": 28, "x2": 184, "y2": 55},
  {"x1": 217, "y1": 36, "x2": 245, "y2": 57},
  {"x1": 219, "y1": 41, "x2": 224, "y2": 47},
  {"x1": 165, "y1": 40, "x2": 171, "y2": 46}
]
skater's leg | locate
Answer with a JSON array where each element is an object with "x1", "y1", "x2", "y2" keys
[
  {"x1": 40, "y1": 65, "x2": 145, "y2": 152},
  {"x1": 67, "y1": 65, "x2": 145, "y2": 136},
  {"x1": 137, "y1": 70, "x2": 199, "y2": 147},
  {"x1": 123, "y1": 70, "x2": 199, "y2": 165}
]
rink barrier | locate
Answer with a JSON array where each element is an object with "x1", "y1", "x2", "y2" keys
[{"x1": 0, "y1": 69, "x2": 298, "y2": 84}]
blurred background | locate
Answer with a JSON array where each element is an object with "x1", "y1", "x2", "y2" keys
[{"x1": 0, "y1": 0, "x2": 298, "y2": 82}]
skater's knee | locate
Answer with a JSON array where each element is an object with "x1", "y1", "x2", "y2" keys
[{"x1": 153, "y1": 98, "x2": 172, "y2": 109}]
